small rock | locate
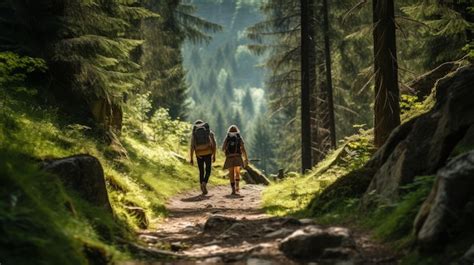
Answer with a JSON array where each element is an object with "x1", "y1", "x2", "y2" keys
[
  {"x1": 279, "y1": 226, "x2": 355, "y2": 259},
  {"x1": 204, "y1": 215, "x2": 236, "y2": 233},
  {"x1": 225, "y1": 222, "x2": 248, "y2": 234},
  {"x1": 247, "y1": 258, "x2": 274, "y2": 265},
  {"x1": 264, "y1": 228, "x2": 294, "y2": 238},
  {"x1": 217, "y1": 233, "x2": 232, "y2": 239},
  {"x1": 263, "y1": 224, "x2": 276, "y2": 233},
  {"x1": 299, "y1": 218, "x2": 315, "y2": 225},
  {"x1": 199, "y1": 257, "x2": 223, "y2": 264},
  {"x1": 321, "y1": 247, "x2": 356, "y2": 260},
  {"x1": 203, "y1": 240, "x2": 221, "y2": 246},
  {"x1": 205, "y1": 204, "x2": 213, "y2": 208},
  {"x1": 138, "y1": 234, "x2": 159, "y2": 244},
  {"x1": 170, "y1": 242, "x2": 185, "y2": 251},
  {"x1": 182, "y1": 225, "x2": 200, "y2": 233}
]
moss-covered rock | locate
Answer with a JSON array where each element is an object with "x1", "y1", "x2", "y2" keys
[
  {"x1": 364, "y1": 65, "x2": 474, "y2": 204},
  {"x1": 308, "y1": 167, "x2": 376, "y2": 214},
  {"x1": 41, "y1": 155, "x2": 112, "y2": 212},
  {"x1": 414, "y1": 150, "x2": 474, "y2": 251},
  {"x1": 404, "y1": 61, "x2": 461, "y2": 101}
]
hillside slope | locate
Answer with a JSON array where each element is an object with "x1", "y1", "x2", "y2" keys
[
  {"x1": 0, "y1": 61, "x2": 226, "y2": 264},
  {"x1": 262, "y1": 63, "x2": 474, "y2": 264}
]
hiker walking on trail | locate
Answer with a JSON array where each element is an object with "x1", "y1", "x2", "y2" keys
[
  {"x1": 190, "y1": 120, "x2": 216, "y2": 195},
  {"x1": 222, "y1": 125, "x2": 249, "y2": 195}
]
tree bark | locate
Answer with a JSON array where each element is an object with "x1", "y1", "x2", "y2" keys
[
  {"x1": 300, "y1": 0, "x2": 315, "y2": 172},
  {"x1": 373, "y1": 0, "x2": 400, "y2": 148},
  {"x1": 322, "y1": 0, "x2": 336, "y2": 149}
]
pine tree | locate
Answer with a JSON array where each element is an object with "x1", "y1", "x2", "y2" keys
[
  {"x1": 300, "y1": 0, "x2": 315, "y2": 172},
  {"x1": 224, "y1": 76, "x2": 234, "y2": 100},
  {"x1": 0, "y1": 0, "x2": 157, "y2": 133},
  {"x1": 373, "y1": 0, "x2": 401, "y2": 147},
  {"x1": 250, "y1": 117, "x2": 277, "y2": 173},
  {"x1": 215, "y1": 110, "x2": 225, "y2": 142},
  {"x1": 242, "y1": 89, "x2": 255, "y2": 116},
  {"x1": 190, "y1": 48, "x2": 202, "y2": 67},
  {"x1": 322, "y1": 0, "x2": 336, "y2": 148},
  {"x1": 232, "y1": 110, "x2": 244, "y2": 133},
  {"x1": 247, "y1": 0, "x2": 303, "y2": 171},
  {"x1": 141, "y1": 0, "x2": 221, "y2": 119}
]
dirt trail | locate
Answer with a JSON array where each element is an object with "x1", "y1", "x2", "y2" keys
[{"x1": 128, "y1": 185, "x2": 398, "y2": 264}]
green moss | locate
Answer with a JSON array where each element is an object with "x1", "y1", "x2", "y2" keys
[
  {"x1": 308, "y1": 167, "x2": 376, "y2": 216},
  {"x1": 262, "y1": 129, "x2": 374, "y2": 217},
  {"x1": 0, "y1": 148, "x2": 125, "y2": 265},
  {"x1": 367, "y1": 176, "x2": 435, "y2": 245},
  {"x1": 0, "y1": 88, "x2": 224, "y2": 263}
]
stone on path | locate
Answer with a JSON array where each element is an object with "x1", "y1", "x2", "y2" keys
[
  {"x1": 279, "y1": 226, "x2": 355, "y2": 260},
  {"x1": 203, "y1": 215, "x2": 237, "y2": 233},
  {"x1": 264, "y1": 228, "x2": 294, "y2": 238}
]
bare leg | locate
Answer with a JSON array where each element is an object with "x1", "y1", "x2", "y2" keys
[
  {"x1": 229, "y1": 168, "x2": 236, "y2": 194},
  {"x1": 235, "y1": 166, "x2": 241, "y2": 194}
]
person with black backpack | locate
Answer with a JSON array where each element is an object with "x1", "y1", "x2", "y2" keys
[
  {"x1": 190, "y1": 120, "x2": 216, "y2": 195},
  {"x1": 222, "y1": 125, "x2": 249, "y2": 195}
]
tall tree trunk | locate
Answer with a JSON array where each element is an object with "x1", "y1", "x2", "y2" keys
[
  {"x1": 300, "y1": 0, "x2": 315, "y2": 172},
  {"x1": 373, "y1": 0, "x2": 400, "y2": 148},
  {"x1": 322, "y1": 0, "x2": 336, "y2": 149}
]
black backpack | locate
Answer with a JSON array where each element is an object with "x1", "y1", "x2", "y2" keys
[
  {"x1": 226, "y1": 133, "x2": 241, "y2": 155},
  {"x1": 193, "y1": 123, "x2": 211, "y2": 150}
]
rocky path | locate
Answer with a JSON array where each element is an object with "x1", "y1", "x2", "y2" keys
[{"x1": 124, "y1": 185, "x2": 398, "y2": 264}]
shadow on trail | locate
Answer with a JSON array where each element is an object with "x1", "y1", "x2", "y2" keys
[
  {"x1": 180, "y1": 194, "x2": 213, "y2": 202},
  {"x1": 224, "y1": 194, "x2": 245, "y2": 199}
]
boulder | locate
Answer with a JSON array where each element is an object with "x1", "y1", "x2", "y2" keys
[
  {"x1": 279, "y1": 226, "x2": 354, "y2": 259},
  {"x1": 414, "y1": 151, "x2": 474, "y2": 250},
  {"x1": 203, "y1": 215, "x2": 237, "y2": 233},
  {"x1": 243, "y1": 164, "x2": 271, "y2": 185},
  {"x1": 364, "y1": 65, "x2": 474, "y2": 204},
  {"x1": 242, "y1": 171, "x2": 256, "y2": 184},
  {"x1": 403, "y1": 61, "x2": 461, "y2": 100},
  {"x1": 42, "y1": 154, "x2": 112, "y2": 212},
  {"x1": 459, "y1": 245, "x2": 474, "y2": 265}
]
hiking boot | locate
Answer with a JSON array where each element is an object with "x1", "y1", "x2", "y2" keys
[
  {"x1": 231, "y1": 182, "x2": 236, "y2": 195},
  {"x1": 203, "y1": 183, "x2": 208, "y2": 195},
  {"x1": 200, "y1": 183, "x2": 205, "y2": 194}
]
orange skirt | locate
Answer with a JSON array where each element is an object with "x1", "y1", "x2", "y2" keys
[{"x1": 223, "y1": 154, "x2": 244, "y2": 169}]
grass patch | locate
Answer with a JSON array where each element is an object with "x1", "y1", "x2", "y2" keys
[
  {"x1": 0, "y1": 85, "x2": 225, "y2": 263},
  {"x1": 0, "y1": 148, "x2": 127, "y2": 265},
  {"x1": 262, "y1": 128, "x2": 375, "y2": 216}
]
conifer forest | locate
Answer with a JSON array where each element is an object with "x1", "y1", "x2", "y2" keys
[{"x1": 1, "y1": 0, "x2": 474, "y2": 264}]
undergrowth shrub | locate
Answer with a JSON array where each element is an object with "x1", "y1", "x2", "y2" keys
[
  {"x1": 262, "y1": 128, "x2": 375, "y2": 216},
  {"x1": 1, "y1": 52, "x2": 219, "y2": 263}
]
